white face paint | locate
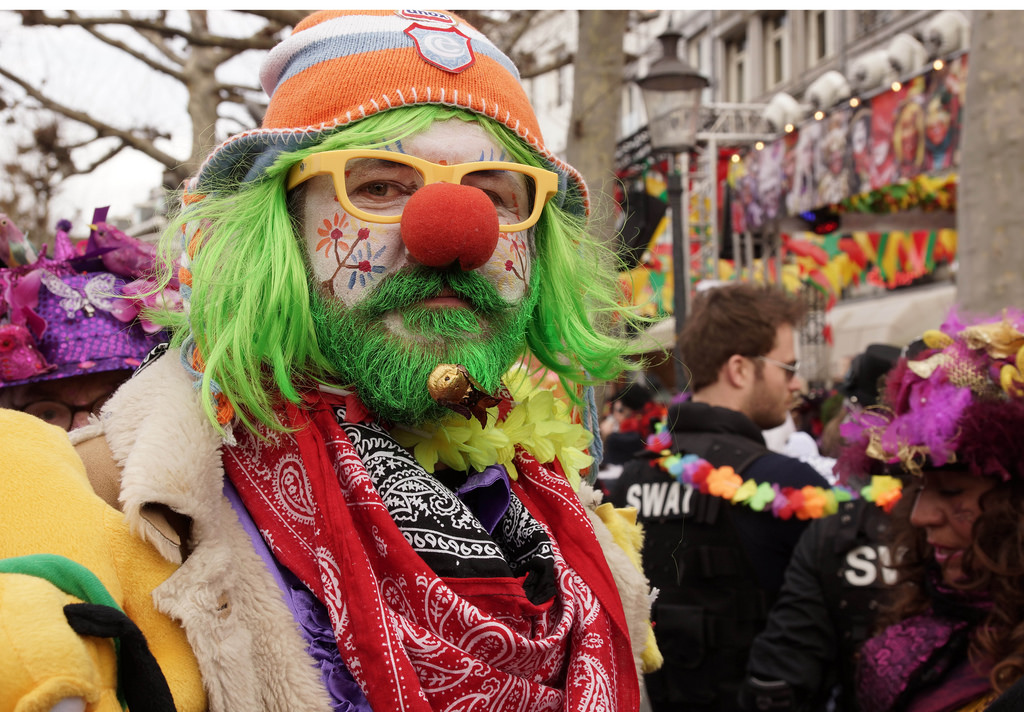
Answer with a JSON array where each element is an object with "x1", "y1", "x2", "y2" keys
[{"x1": 299, "y1": 119, "x2": 534, "y2": 308}]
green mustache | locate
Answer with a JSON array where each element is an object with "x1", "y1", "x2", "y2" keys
[{"x1": 352, "y1": 266, "x2": 514, "y2": 318}]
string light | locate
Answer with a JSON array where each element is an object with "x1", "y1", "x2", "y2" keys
[
  {"x1": 814, "y1": 110, "x2": 824, "y2": 121},
  {"x1": 755, "y1": 141, "x2": 764, "y2": 150},
  {"x1": 784, "y1": 123, "x2": 795, "y2": 133},
  {"x1": 731, "y1": 154, "x2": 740, "y2": 163},
  {"x1": 933, "y1": 59, "x2": 944, "y2": 71},
  {"x1": 892, "y1": 81, "x2": 902, "y2": 92},
  {"x1": 849, "y1": 97, "x2": 860, "y2": 108}
]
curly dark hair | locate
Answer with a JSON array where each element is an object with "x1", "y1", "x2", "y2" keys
[{"x1": 878, "y1": 476, "x2": 1024, "y2": 694}]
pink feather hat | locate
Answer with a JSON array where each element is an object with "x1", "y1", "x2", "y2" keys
[
  {"x1": 836, "y1": 308, "x2": 1024, "y2": 481},
  {"x1": 0, "y1": 215, "x2": 180, "y2": 389}
]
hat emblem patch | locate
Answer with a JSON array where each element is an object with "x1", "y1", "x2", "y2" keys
[{"x1": 404, "y1": 24, "x2": 476, "y2": 74}]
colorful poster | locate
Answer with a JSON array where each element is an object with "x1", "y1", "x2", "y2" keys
[
  {"x1": 728, "y1": 158, "x2": 749, "y2": 234},
  {"x1": 780, "y1": 131, "x2": 800, "y2": 215},
  {"x1": 787, "y1": 118, "x2": 823, "y2": 214},
  {"x1": 847, "y1": 105, "x2": 873, "y2": 196},
  {"x1": 816, "y1": 107, "x2": 852, "y2": 205},
  {"x1": 923, "y1": 55, "x2": 967, "y2": 173},
  {"x1": 739, "y1": 148, "x2": 764, "y2": 231},
  {"x1": 891, "y1": 76, "x2": 927, "y2": 180},
  {"x1": 757, "y1": 138, "x2": 786, "y2": 222},
  {"x1": 868, "y1": 85, "x2": 901, "y2": 190}
]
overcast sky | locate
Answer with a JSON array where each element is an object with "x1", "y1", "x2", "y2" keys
[{"x1": 0, "y1": 10, "x2": 266, "y2": 237}]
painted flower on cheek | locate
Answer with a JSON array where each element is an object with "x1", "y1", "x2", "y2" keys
[
  {"x1": 481, "y1": 231, "x2": 530, "y2": 301},
  {"x1": 500, "y1": 232, "x2": 529, "y2": 281},
  {"x1": 347, "y1": 236, "x2": 388, "y2": 291},
  {"x1": 313, "y1": 215, "x2": 381, "y2": 295},
  {"x1": 316, "y1": 212, "x2": 351, "y2": 257}
]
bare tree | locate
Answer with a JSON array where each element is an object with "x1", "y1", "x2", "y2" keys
[
  {"x1": 0, "y1": 10, "x2": 307, "y2": 241},
  {"x1": 565, "y1": 10, "x2": 628, "y2": 247},
  {"x1": 0, "y1": 117, "x2": 109, "y2": 244},
  {"x1": 956, "y1": 10, "x2": 1024, "y2": 313},
  {"x1": 8, "y1": 10, "x2": 309, "y2": 179}
]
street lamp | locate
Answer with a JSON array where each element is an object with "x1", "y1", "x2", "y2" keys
[{"x1": 636, "y1": 28, "x2": 709, "y2": 390}]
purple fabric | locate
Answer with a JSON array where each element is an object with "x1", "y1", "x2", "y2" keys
[
  {"x1": 906, "y1": 658, "x2": 992, "y2": 712},
  {"x1": 0, "y1": 263, "x2": 165, "y2": 387},
  {"x1": 223, "y1": 480, "x2": 372, "y2": 712},
  {"x1": 671, "y1": 391, "x2": 691, "y2": 405},
  {"x1": 0, "y1": 203, "x2": 175, "y2": 388},
  {"x1": 857, "y1": 613, "x2": 963, "y2": 712},
  {"x1": 455, "y1": 464, "x2": 511, "y2": 534},
  {"x1": 858, "y1": 612, "x2": 990, "y2": 712}
]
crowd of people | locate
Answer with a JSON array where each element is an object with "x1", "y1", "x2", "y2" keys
[
  {"x1": 597, "y1": 293, "x2": 1024, "y2": 712},
  {"x1": 2, "y1": 9, "x2": 1023, "y2": 712}
]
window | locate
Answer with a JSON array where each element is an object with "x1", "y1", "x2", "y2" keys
[
  {"x1": 726, "y1": 35, "x2": 747, "y2": 102},
  {"x1": 854, "y1": 10, "x2": 897, "y2": 40},
  {"x1": 808, "y1": 10, "x2": 829, "y2": 63},
  {"x1": 687, "y1": 29, "x2": 705, "y2": 73},
  {"x1": 764, "y1": 13, "x2": 788, "y2": 88}
]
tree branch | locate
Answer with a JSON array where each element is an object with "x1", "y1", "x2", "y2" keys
[
  {"x1": 218, "y1": 81, "x2": 263, "y2": 96},
  {"x1": 80, "y1": 23, "x2": 187, "y2": 82},
  {"x1": 67, "y1": 141, "x2": 129, "y2": 177},
  {"x1": 0, "y1": 65, "x2": 182, "y2": 171},
  {"x1": 241, "y1": 10, "x2": 311, "y2": 26},
  {"x1": 18, "y1": 10, "x2": 288, "y2": 50},
  {"x1": 519, "y1": 53, "x2": 575, "y2": 80}
]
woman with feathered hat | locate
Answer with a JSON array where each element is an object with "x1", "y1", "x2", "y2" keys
[{"x1": 839, "y1": 310, "x2": 1024, "y2": 711}]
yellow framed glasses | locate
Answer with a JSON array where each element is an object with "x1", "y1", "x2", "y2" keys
[{"x1": 287, "y1": 149, "x2": 559, "y2": 233}]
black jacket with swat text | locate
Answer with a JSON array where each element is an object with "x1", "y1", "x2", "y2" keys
[
  {"x1": 607, "y1": 401, "x2": 829, "y2": 712},
  {"x1": 740, "y1": 498, "x2": 894, "y2": 712}
]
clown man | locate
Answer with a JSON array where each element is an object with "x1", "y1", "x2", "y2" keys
[{"x1": 4, "y1": 10, "x2": 662, "y2": 712}]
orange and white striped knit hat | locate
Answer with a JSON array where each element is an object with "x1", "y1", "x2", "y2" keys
[{"x1": 193, "y1": 9, "x2": 588, "y2": 215}]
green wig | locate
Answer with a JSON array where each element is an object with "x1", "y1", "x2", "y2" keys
[{"x1": 153, "y1": 105, "x2": 644, "y2": 432}]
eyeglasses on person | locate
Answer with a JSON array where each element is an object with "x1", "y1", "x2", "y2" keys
[
  {"x1": 286, "y1": 149, "x2": 559, "y2": 233},
  {"x1": 756, "y1": 355, "x2": 801, "y2": 380},
  {"x1": 18, "y1": 392, "x2": 114, "y2": 432}
]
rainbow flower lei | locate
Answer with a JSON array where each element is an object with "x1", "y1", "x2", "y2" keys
[{"x1": 645, "y1": 425, "x2": 902, "y2": 519}]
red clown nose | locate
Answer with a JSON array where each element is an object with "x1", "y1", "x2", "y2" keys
[{"x1": 400, "y1": 183, "x2": 500, "y2": 270}]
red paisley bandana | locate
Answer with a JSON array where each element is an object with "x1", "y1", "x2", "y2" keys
[{"x1": 223, "y1": 392, "x2": 638, "y2": 712}]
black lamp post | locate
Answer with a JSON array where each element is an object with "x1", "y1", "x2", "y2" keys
[{"x1": 636, "y1": 29, "x2": 709, "y2": 390}]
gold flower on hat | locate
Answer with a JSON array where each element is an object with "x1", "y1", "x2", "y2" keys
[
  {"x1": 863, "y1": 423, "x2": 933, "y2": 477},
  {"x1": 959, "y1": 315, "x2": 1024, "y2": 360},
  {"x1": 907, "y1": 352, "x2": 947, "y2": 380}
]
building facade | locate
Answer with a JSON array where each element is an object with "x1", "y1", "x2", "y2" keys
[{"x1": 521, "y1": 9, "x2": 971, "y2": 387}]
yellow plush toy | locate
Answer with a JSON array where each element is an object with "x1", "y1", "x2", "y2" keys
[
  {"x1": 0, "y1": 409, "x2": 205, "y2": 712},
  {"x1": 1, "y1": 567, "x2": 121, "y2": 712}
]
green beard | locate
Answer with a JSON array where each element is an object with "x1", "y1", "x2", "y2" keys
[{"x1": 310, "y1": 265, "x2": 539, "y2": 426}]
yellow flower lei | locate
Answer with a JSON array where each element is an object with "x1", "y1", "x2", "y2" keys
[{"x1": 392, "y1": 388, "x2": 594, "y2": 490}]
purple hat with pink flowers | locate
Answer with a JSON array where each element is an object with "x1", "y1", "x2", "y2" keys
[
  {"x1": 835, "y1": 307, "x2": 1024, "y2": 483},
  {"x1": 0, "y1": 209, "x2": 181, "y2": 390}
]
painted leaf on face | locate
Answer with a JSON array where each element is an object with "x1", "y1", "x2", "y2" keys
[{"x1": 317, "y1": 237, "x2": 349, "y2": 255}]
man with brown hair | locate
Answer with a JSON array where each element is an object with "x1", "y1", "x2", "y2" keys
[{"x1": 608, "y1": 282, "x2": 830, "y2": 712}]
